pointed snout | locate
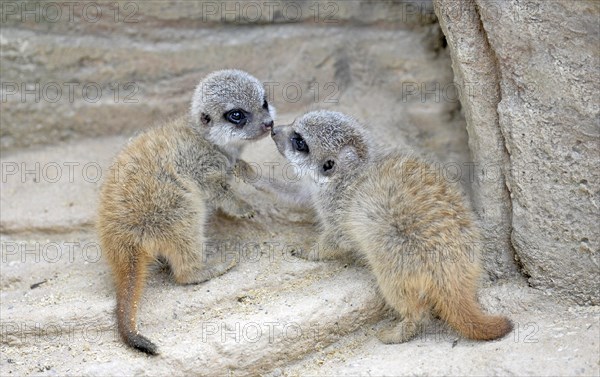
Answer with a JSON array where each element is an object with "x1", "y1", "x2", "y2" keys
[
  {"x1": 262, "y1": 120, "x2": 274, "y2": 133},
  {"x1": 271, "y1": 125, "x2": 282, "y2": 137}
]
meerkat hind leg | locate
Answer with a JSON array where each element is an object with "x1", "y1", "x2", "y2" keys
[
  {"x1": 163, "y1": 235, "x2": 236, "y2": 285},
  {"x1": 158, "y1": 207, "x2": 236, "y2": 285},
  {"x1": 377, "y1": 309, "x2": 430, "y2": 344},
  {"x1": 155, "y1": 188, "x2": 237, "y2": 284},
  {"x1": 376, "y1": 283, "x2": 431, "y2": 344},
  {"x1": 192, "y1": 246, "x2": 237, "y2": 283},
  {"x1": 294, "y1": 231, "x2": 354, "y2": 261}
]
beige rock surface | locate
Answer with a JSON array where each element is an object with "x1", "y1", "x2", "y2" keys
[
  {"x1": 434, "y1": 0, "x2": 516, "y2": 280},
  {"x1": 1, "y1": 136, "x2": 598, "y2": 376},
  {"x1": 1, "y1": 0, "x2": 599, "y2": 375},
  {"x1": 435, "y1": 0, "x2": 600, "y2": 305}
]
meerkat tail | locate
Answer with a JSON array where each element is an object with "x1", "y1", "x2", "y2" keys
[
  {"x1": 114, "y1": 250, "x2": 158, "y2": 355},
  {"x1": 435, "y1": 291, "x2": 513, "y2": 341}
]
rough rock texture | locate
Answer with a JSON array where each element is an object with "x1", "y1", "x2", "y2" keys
[
  {"x1": 1, "y1": 0, "x2": 599, "y2": 375},
  {"x1": 1, "y1": 0, "x2": 456, "y2": 159},
  {"x1": 434, "y1": 0, "x2": 516, "y2": 280},
  {"x1": 1, "y1": 136, "x2": 598, "y2": 376},
  {"x1": 435, "y1": 0, "x2": 600, "y2": 304}
]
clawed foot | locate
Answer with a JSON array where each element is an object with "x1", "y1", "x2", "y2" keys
[
  {"x1": 289, "y1": 246, "x2": 321, "y2": 261},
  {"x1": 233, "y1": 159, "x2": 257, "y2": 183},
  {"x1": 239, "y1": 208, "x2": 256, "y2": 219},
  {"x1": 175, "y1": 258, "x2": 237, "y2": 285},
  {"x1": 376, "y1": 321, "x2": 422, "y2": 344},
  {"x1": 219, "y1": 199, "x2": 257, "y2": 220}
]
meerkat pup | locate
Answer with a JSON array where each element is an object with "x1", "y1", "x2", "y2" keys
[
  {"x1": 269, "y1": 110, "x2": 512, "y2": 343},
  {"x1": 97, "y1": 70, "x2": 275, "y2": 355}
]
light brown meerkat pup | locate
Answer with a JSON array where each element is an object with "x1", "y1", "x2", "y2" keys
[
  {"x1": 97, "y1": 69, "x2": 275, "y2": 355},
  {"x1": 268, "y1": 110, "x2": 512, "y2": 343}
]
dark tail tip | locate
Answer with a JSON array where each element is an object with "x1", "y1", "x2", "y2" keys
[
  {"x1": 499, "y1": 317, "x2": 514, "y2": 337},
  {"x1": 123, "y1": 332, "x2": 159, "y2": 355},
  {"x1": 490, "y1": 316, "x2": 514, "y2": 339}
]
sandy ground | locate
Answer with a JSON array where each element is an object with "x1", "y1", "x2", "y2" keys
[{"x1": 1, "y1": 129, "x2": 599, "y2": 376}]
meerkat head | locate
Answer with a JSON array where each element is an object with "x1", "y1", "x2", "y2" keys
[
  {"x1": 190, "y1": 69, "x2": 276, "y2": 149},
  {"x1": 271, "y1": 110, "x2": 370, "y2": 185}
]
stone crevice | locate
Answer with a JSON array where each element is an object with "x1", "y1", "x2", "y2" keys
[
  {"x1": 472, "y1": 0, "x2": 521, "y2": 281},
  {"x1": 433, "y1": 0, "x2": 518, "y2": 279}
]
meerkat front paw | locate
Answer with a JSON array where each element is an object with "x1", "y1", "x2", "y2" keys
[
  {"x1": 289, "y1": 245, "x2": 321, "y2": 260},
  {"x1": 218, "y1": 194, "x2": 257, "y2": 219},
  {"x1": 236, "y1": 200, "x2": 256, "y2": 219},
  {"x1": 239, "y1": 208, "x2": 256, "y2": 219},
  {"x1": 233, "y1": 159, "x2": 257, "y2": 183}
]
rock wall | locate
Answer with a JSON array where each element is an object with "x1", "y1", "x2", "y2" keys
[
  {"x1": 432, "y1": 0, "x2": 517, "y2": 280},
  {"x1": 2, "y1": 0, "x2": 460, "y2": 159},
  {"x1": 435, "y1": 0, "x2": 600, "y2": 304}
]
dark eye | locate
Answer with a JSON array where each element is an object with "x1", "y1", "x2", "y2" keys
[
  {"x1": 262, "y1": 99, "x2": 268, "y2": 110},
  {"x1": 225, "y1": 110, "x2": 246, "y2": 126},
  {"x1": 292, "y1": 134, "x2": 309, "y2": 153}
]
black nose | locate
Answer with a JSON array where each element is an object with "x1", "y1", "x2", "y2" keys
[
  {"x1": 264, "y1": 120, "x2": 274, "y2": 129},
  {"x1": 271, "y1": 127, "x2": 278, "y2": 137}
]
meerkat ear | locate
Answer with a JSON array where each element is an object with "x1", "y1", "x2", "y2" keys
[
  {"x1": 339, "y1": 145, "x2": 360, "y2": 165},
  {"x1": 320, "y1": 158, "x2": 336, "y2": 176},
  {"x1": 200, "y1": 113, "x2": 211, "y2": 126}
]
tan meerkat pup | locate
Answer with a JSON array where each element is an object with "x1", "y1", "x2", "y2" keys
[
  {"x1": 97, "y1": 69, "x2": 275, "y2": 355},
  {"x1": 268, "y1": 110, "x2": 512, "y2": 343}
]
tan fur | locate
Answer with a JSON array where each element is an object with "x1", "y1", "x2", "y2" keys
[
  {"x1": 269, "y1": 110, "x2": 512, "y2": 343},
  {"x1": 97, "y1": 70, "x2": 274, "y2": 354}
]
